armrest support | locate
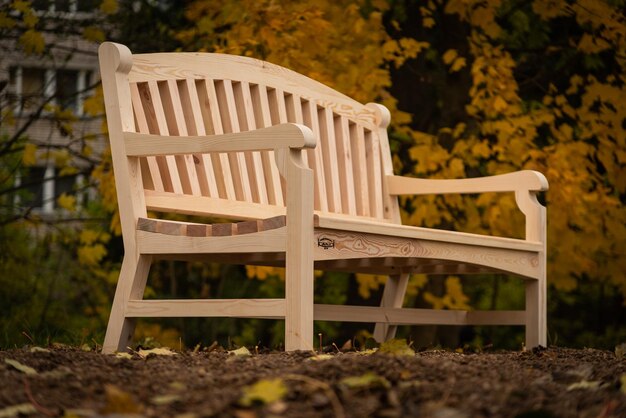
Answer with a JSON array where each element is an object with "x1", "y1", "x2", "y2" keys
[
  {"x1": 386, "y1": 170, "x2": 548, "y2": 195},
  {"x1": 387, "y1": 171, "x2": 548, "y2": 243},
  {"x1": 123, "y1": 123, "x2": 316, "y2": 156}
]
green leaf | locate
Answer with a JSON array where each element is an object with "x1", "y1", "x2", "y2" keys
[
  {"x1": 378, "y1": 338, "x2": 415, "y2": 357},
  {"x1": 4, "y1": 358, "x2": 37, "y2": 375},
  {"x1": 240, "y1": 378, "x2": 288, "y2": 406}
]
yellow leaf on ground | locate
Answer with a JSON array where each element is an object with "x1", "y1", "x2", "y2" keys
[
  {"x1": 340, "y1": 372, "x2": 391, "y2": 389},
  {"x1": 228, "y1": 346, "x2": 252, "y2": 357},
  {"x1": 378, "y1": 339, "x2": 415, "y2": 357},
  {"x1": 101, "y1": 384, "x2": 143, "y2": 414},
  {"x1": 137, "y1": 347, "x2": 177, "y2": 358},
  {"x1": 240, "y1": 378, "x2": 288, "y2": 406}
]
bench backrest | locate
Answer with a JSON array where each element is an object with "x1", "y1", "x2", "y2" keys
[{"x1": 100, "y1": 43, "x2": 400, "y2": 229}]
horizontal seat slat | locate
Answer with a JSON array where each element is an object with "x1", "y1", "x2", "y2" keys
[{"x1": 137, "y1": 215, "x2": 286, "y2": 237}]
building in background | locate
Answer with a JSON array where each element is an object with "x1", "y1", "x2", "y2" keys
[{"x1": 0, "y1": 0, "x2": 103, "y2": 217}]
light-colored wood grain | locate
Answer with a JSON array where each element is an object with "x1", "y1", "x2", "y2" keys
[
  {"x1": 130, "y1": 83, "x2": 164, "y2": 192},
  {"x1": 178, "y1": 78, "x2": 220, "y2": 197},
  {"x1": 303, "y1": 99, "x2": 329, "y2": 213},
  {"x1": 313, "y1": 229, "x2": 541, "y2": 279},
  {"x1": 334, "y1": 116, "x2": 357, "y2": 215},
  {"x1": 136, "y1": 216, "x2": 286, "y2": 237},
  {"x1": 124, "y1": 123, "x2": 315, "y2": 156},
  {"x1": 351, "y1": 123, "x2": 370, "y2": 216},
  {"x1": 315, "y1": 214, "x2": 542, "y2": 252},
  {"x1": 99, "y1": 42, "x2": 151, "y2": 353},
  {"x1": 516, "y1": 190, "x2": 547, "y2": 347},
  {"x1": 314, "y1": 305, "x2": 526, "y2": 325},
  {"x1": 319, "y1": 107, "x2": 342, "y2": 213},
  {"x1": 239, "y1": 81, "x2": 269, "y2": 204},
  {"x1": 253, "y1": 85, "x2": 284, "y2": 206},
  {"x1": 276, "y1": 147, "x2": 315, "y2": 351},
  {"x1": 129, "y1": 51, "x2": 379, "y2": 130},
  {"x1": 100, "y1": 42, "x2": 548, "y2": 353},
  {"x1": 137, "y1": 226, "x2": 287, "y2": 255},
  {"x1": 126, "y1": 299, "x2": 285, "y2": 318},
  {"x1": 147, "y1": 80, "x2": 183, "y2": 194},
  {"x1": 387, "y1": 171, "x2": 549, "y2": 196},
  {"x1": 201, "y1": 78, "x2": 237, "y2": 200},
  {"x1": 364, "y1": 129, "x2": 384, "y2": 218}
]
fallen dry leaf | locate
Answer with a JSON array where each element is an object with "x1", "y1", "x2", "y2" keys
[
  {"x1": 137, "y1": 347, "x2": 176, "y2": 358},
  {"x1": 100, "y1": 384, "x2": 143, "y2": 414},
  {"x1": 229, "y1": 346, "x2": 252, "y2": 357},
  {"x1": 4, "y1": 359, "x2": 37, "y2": 375},
  {"x1": 115, "y1": 352, "x2": 133, "y2": 360},
  {"x1": 240, "y1": 378, "x2": 288, "y2": 406},
  {"x1": 377, "y1": 339, "x2": 414, "y2": 357},
  {"x1": 308, "y1": 354, "x2": 334, "y2": 361},
  {"x1": 0, "y1": 403, "x2": 37, "y2": 418},
  {"x1": 151, "y1": 394, "x2": 181, "y2": 405},
  {"x1": 567, "y1": 380, "x2": 601, "y2": 391},
  {"x1": 340, "y1": 372, "x2": 391, "y2": 389}
]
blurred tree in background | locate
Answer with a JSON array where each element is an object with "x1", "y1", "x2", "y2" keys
[{"x1": 1, "y1": 0, "x2": 624, "y2": 350}]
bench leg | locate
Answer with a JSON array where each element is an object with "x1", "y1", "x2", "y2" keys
[
  {"x1": 525, "y1": 273, "x2": 547, "y2": 348},
  {"x1": 102, "y1": 255, "x2": 152, "y2": 354},
  {"x1": 284, "y1": 234, "x2": 314, "y2": 351},
  {"x1": 373, "y1": 273, "x2": 410, "y2": 342}
]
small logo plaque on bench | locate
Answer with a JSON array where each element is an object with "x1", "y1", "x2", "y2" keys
[{"x1": 318, "y1": 237, "x2": 335, "y2": 250}]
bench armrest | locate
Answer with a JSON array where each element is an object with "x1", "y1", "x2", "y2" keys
[
  {"x1": 123, "y1": 123, "x2": 316, "y2": 156},
  {"x1": 386, "y1": 170, "x2": 548, "y2": 196}
]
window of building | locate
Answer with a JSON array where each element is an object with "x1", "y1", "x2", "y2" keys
[
  {"x1": 9, "y1": 66, "x2": 91, "y2": 115},
  {"x1": 32, "y1": 0, "x2": 99, "y2": 13},
  {"x1": 17, "y1": 166, "x2": 85, "y2": 214}
]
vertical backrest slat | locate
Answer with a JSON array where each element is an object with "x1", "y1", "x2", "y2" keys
[
  {"x1": 126, "y1": 51, "x2": 392, "y2": 223},
  {"x1": 130, "y1": 83, "x2": 164, "y2": 192},
  {"x1": 159, "y1": 79, "x2": 202, "y2": 196},
  {"x1": 301, "y1": 99, "x2": 329, "y2": 213},
  {"x1": 198, "y1": 78, "x2": 237, "y2": 200},
  {"x1": 334, "y1": 115, "x2": 357, "y2": 215},
  {"x1": 145, "y1": 81, "x2": 182, "y2": 194},
  {"x1": 234, "y1": 81, "x2": 269, "y2": 204},
  {"x1": 215, "y1": 79, "x2": 253, "y2": 202},
  {"x1": 285, "y1": 94, "x2": 323, "y2": 212},
  {"x1": 318, "y1": 107, "x2": 342, "y2": 213},
  {"x1": 267, "y1": 87, "x2": 292, "y2": 204},
  {"x1": 364, "y1": 129, "x2": 384, "y2": 218},
  {"x1": 350, "y1": 122, "x2": 370, "y2": 217},
  {"x1": 178, "y1": 79, "x2": 220, "y2": 198},
  {"x1": 251, "y1": 85, "x2": 284, "y2": 206}
]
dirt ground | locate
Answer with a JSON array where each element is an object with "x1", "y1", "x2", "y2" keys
[{"x1": 1, "y1": 345, "x2": 625, "y2": 418}]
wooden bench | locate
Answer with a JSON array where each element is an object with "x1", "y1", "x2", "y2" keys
[{"x1": 99, "y1": 42, "x2": 548, "y2": 353}]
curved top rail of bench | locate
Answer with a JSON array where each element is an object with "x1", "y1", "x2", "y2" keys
[{"x1": 105, "y1": 46, "x2": 381, "y2": 131}]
